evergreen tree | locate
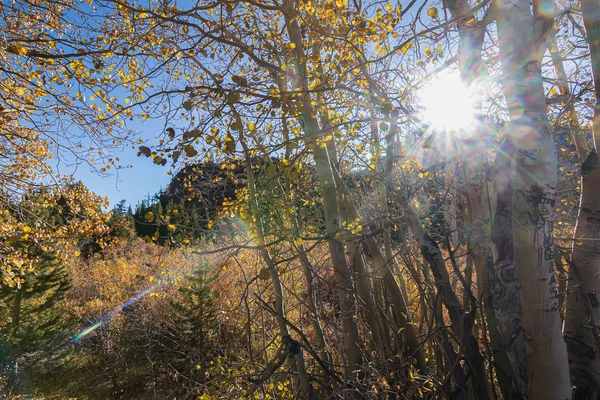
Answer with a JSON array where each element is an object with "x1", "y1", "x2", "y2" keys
[
  {"x1": 0, "y1": 242, "x2": 71, "y2": 390},
  {"x1": 171, "y1": 264, "x2": 217, "y2": 365}
]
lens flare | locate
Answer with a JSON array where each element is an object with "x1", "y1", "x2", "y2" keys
[
  {"x1": 418, "y1": 71, "x2": 480, "y2": 134},
  {"x1": 71, "y1": 285, "x2": 156, "y2": 343}
]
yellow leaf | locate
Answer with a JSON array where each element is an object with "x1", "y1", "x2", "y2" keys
[
  {"x1": 224, "y1": 134, "x2": 235, "y2": 154},
  {"x1": 401, "y1": 41, "x2": 413, "y2": 54},
  {"x1": 14, "y1": 44, "x2": 28, "y2": 55},
  {"x1": 248, "y1": 122, "x2": 256, "y2": 131},
  {"x1": 427, "y1": 7, "x2": 439, "y2": 18},
  {"x1": 167, "y1": 224, "x2": 176, "y2": 232}
]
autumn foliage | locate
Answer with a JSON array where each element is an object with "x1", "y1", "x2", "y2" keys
[{"x1": 1, "y1": 0, "x2": 600, "y2": 398}]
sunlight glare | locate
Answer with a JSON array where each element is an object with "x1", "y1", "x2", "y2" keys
[{"x1": 418, "y1": 71, "x2": 479, "y2": 134}]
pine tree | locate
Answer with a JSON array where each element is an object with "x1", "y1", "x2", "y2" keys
[
  {"x1": 0, "y1": 243, "x2": 71, "y2": 390},
  {"x1": 171, "y1": 264, "x2": 217, "y2": 366}
]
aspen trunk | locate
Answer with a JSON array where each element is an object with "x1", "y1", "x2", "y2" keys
[
  {"x1": 282, "y1": 1, "x2": 363, "y2": 370},
  {"x1": 280, "y1": 124, "x2": 330, "y2": 361},
  {"x1": 564, "y1": 158, "x2": 600, "y2": 397},
  {"x1": 327, "y1": 147, "x2": 427, "y2": 371},
  {"x1": 380, "y1": 112, "x2": 410, "y2": 308},
  {"x1": 404, "y1": 203, "x2": 490, "y2": 399},
  {"x1": 496, "y1": 0, "x2": 571, "y2": 397},
  {"x1": 563, "y1": 0, "x2": 600, "y2": 395},
  {"x1": 353, "y1": 57, "x2": 430, "y2": 374},
  {"x1": 441, "y1": 1, "x2": 515, "y2": 394},
  {"x1": 12, "y1": 287, "x2": 22, "y2": 332},
  {"x1": 293, "y1": 215, "x2": 332, "y2": 366},
  {"x1": 237, "y1": 124, "x2": 314, "y2": 399},
  {"x1": 312, "y1": 67, "x2": 424, "y2": 367},
  {"x1": 321, "y1": 97, "x2": 389, "y2": 358},
  {"x1": 371, "y1": 110, "x2": 409, "y2": 354},
  {"x1": 491, "y1": 141, "x2": 529, "y2": 396},
  {"x1": 329, "y1": 152, "x2": 425, "y2": 368},
  {"x1": 347, "y1": 239, "x2": 391, "y2": 355}
]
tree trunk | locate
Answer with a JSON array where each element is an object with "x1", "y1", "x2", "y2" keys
[
  {"x1": 327, "y1": 146, "x2": 427, "y2": 371},
  {"x1": 563, "y1": 156, "x2": 600, "y2": 397},
  {"x1": 496, "y1": 0, "x2": 571, "y2": 397},
  {"x1": 379, "y1": 111, "x2": 410, "y2": 310},
  {"x1": 280, "y1": 123, "x2": 331, "y2": 365},
  {"x1": 320, "y1": 95, "x2": 389, "y2": 359},
  {"x1": 562, "y1": 1, "x2": 600, "y2": 395},
  {"x1": 441, "y1": 1, "x2": 516, "y2": 395},
  {"x1": 347, "y1": 239, "x2": 391, "y2": 356},
  {"x1": 404, "y1": 202, "x2": 490, "y2": 399},
  {"x1": 238, "y1": 123, "x2": 314, "y2": 399},
  {"x1": 293, "y1": 214, "x2": 333, "y2": 368},
  {"x1": 491, "y1": 140, "x2": 529, "y2": 397},
  {"x1": 12, "y1": 287, "x2": 22, "y2": 332},
  {"x1": 282, "y1": 1, "x2": 363, "y2": 371}
]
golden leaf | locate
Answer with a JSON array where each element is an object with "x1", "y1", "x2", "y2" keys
[{"x1": 14, "y1": 44, "x2": 28, "y2": 55}]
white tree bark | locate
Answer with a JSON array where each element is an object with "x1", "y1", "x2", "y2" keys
[
  {"x1": 496, "y1": 0, "x2": 571, "y2": 397},
  {"x1": 282, "y1": 0, "x2": 363, "y2": 370},
  {"x1": 442, "y1": 0, "x2": 517, "y2": 395}
]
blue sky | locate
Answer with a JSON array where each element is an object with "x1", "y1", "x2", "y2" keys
[
  {"x1": 72, "y1": 144, "x2": 172, "y2": 209},
  {"x1": 64, "y1": 114, "x2": 173, "y2": 209}
]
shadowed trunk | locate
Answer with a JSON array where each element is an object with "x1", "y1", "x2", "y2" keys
[
  {"x1": 238, "y1": 122, "x2": 315, "y2": 399},
  {"x1": 562, "y1": 1, "x2": 600, "y2": 394},
  {"x1": 404, "y1": 202, "x2": 490, "y2": 399},
  {"x1": 496, "y1": 0, "x2": 571, "y2": 397},
  {"x1": 442, "y1": 0, "x2": 515, "y2": 395}
]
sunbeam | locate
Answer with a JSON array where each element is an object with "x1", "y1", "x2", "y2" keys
[{"x1": 418, "y1": 71, "x2": 480, "y2": 135}]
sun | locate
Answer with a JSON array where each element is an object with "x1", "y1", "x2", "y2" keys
[{"x1": 418, "y1": 71, "x2": 480, "y2": 135}]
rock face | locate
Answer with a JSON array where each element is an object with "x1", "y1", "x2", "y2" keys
[
  {"x1": 148, "y1": 157, "x2": 406, "y2": 244},
  {"x1": 159, "y1": 161, "x2": 248, "y2": 228}
]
